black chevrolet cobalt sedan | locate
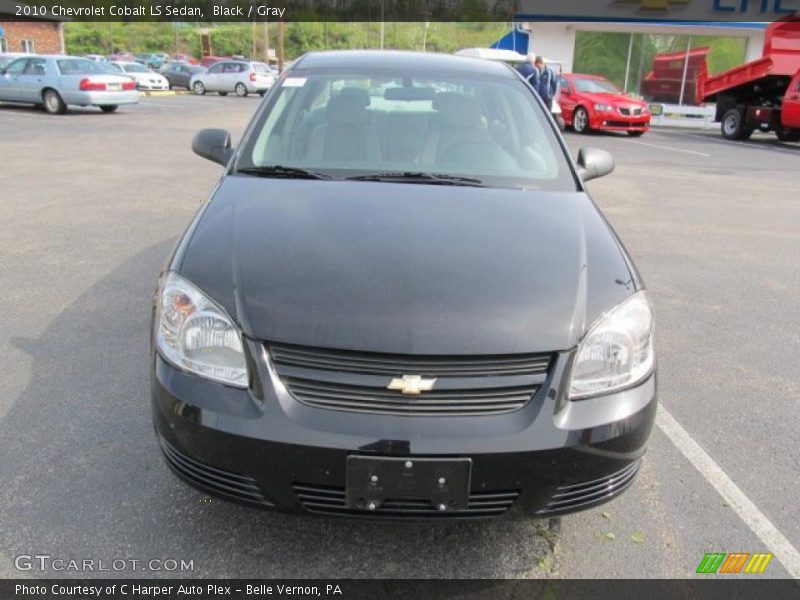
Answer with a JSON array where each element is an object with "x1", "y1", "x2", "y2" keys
[{"x1": 151, "y1": 51, "x2": 656, "y2": 519}]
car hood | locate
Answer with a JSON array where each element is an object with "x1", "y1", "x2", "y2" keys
[
  {"x1": 578, "y1": 92, "x2": 647, "y2": 108},
  {"x1": 177, "y1": 177, "x2": 637, "y2": 355}
]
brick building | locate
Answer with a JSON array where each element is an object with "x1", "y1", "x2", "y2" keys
[{"x1": 0, "y1": 1, "x2": 65, "y2": 55}]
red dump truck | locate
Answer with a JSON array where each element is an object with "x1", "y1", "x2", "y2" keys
[{"x1": 702, "y1": 18, "x2": 800, "y2": 142}]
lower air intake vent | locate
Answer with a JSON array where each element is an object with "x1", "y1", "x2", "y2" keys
[
  {"x1": 536, "y1": 460, "x2": 640, "y2": 516},
  {"x1": 160, "y1": 438, "x2": 273, "y2": 507},
  {"x1": 293, "y1": 483, "x2": 518, "y2": 518}
]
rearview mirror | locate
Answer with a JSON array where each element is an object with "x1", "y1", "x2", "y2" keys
[
  {"x1": 192, "y1": 129, "x2": 233, "y2": 166},
  {"x1": 576, "y1": 147, "x2": 614, "y2": 182}
]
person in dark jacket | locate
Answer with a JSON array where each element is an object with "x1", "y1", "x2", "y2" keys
[
  {"x1": 516, "y1": 54, "x2": 538, "y2": 87},
  {"x1": 534, "y1": 56, "x2": 557, "y2": 110}
]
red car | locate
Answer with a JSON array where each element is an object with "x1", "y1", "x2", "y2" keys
[{"x1": 558, "y1": 73, "x2": 650, "y2": 136}]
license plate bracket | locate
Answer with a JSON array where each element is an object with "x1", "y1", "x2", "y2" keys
[{"x1": 345, "y1": 456, "x2": 471, "y2": 511}]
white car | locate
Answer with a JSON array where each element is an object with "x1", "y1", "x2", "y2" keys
[{"x1": 109, "y1": 61, "x2": 169, "y2": 91}]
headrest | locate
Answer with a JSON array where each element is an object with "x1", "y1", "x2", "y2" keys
[
  {"x1": 326, "y1": 87, "x2": 370, "y2": 125},
  {"x1": 432, "y1": 92, "x2": 484, "y2": 128}
]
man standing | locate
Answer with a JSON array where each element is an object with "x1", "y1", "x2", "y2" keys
[
  {"x1": 534, "y1": 56, "x2": 557, "y2": 111},
  {"x1": 516, "y1": 53, "x2": 540, "y2": 89}
]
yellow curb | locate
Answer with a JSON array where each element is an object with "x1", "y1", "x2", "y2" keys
[{"x1": 138, "y1": 90, "x2": 193, "y2": 97}]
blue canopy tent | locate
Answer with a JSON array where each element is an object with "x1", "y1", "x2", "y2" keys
[{"x1": 490, "y1": 26, "x2": 530, "y2": 55}]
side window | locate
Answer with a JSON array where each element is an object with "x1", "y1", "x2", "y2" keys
[
  {"x1": 207, "y1": 64, "x2": 221, "y2": 74},
  {"x1": 5, "y1": 58, "x2": 28, "y2": 75},
  {"x1": 24, "y1": 58, "x2": 46, "y2": 76}
]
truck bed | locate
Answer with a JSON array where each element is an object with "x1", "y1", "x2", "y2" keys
[{"x1": 702, "y1": 18, "x2": 800, "y2": 102}]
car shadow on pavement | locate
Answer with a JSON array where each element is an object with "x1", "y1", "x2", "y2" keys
[{"x1": 0, "y1": 240, "x2": 555, "y2": 579}]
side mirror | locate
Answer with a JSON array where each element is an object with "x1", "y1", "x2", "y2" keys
[
  {"x1": 0, "y1": 69, "x2": 6, "y2": 76},
  {"x1": 560, "y1": 87, "x2": 570, "y2": 96},
  {"x1": 576, "y1": 147, "x2": 614, "y2": 182},
  {"x1": 192, "y1": 128, "x2": 233, "y2": 166}
]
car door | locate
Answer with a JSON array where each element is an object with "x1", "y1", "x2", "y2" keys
[
  {"x1": 177, "y1": 65, "x2": 191, "y2": 88},
  {"x1": 204, "y1": 63, "x2": 223, "y2": 91},
  {"x1": 558, "y1": 77, "x2": 576, "y2": 123},
  {"x1": 0, "y1": 57, "x2": 28, "y2": 101},
  {"x1": 782, "y1": 72, "x2": 800, "y2": 128},
  {"x1": 18, "y1": 57, "x2": 47, "y2": 103},
  {"x1": 217, "y1": 62, "x2": 236, "y2": 92}
]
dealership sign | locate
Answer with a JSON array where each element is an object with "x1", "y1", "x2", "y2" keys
[{"x1": 516, "y1": 0, "x2": 799, "y2": 21}]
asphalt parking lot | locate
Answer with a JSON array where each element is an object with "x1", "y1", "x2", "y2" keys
[{"x1": 1, "y1": 95, "x2": 798, "y2": 579}]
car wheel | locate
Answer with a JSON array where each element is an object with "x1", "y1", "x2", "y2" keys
[
  {"x1": 42, "y1": 89, "x2": 66, "y2": 115},
  {"x1": 721, "y1": 108, "x2": 752, "y2": 141},
  {"x1": 218, "y1": 91, "x2": 228, "y2": 96},
  {"x1": 193, "y1": 81, "x2": 206, "y2": 95},
  {"x1": 572, "y1": 107, "x2": 589, "y2": 133},
  {"x1": 627, "y1": 131, "x2": 645, "y2": 137},
  {"x1": 258, "y1": 91, "x2": 266, "y2": 97},
  {"x1": 235, "y1": 83, "x2": 248, "y2": 97},
  {"x1": 100, "y1": 105, "x2": 118, "y2": 113},
  {"x1": 775, "y1": 126, "x2": 800, "y2": 142}
]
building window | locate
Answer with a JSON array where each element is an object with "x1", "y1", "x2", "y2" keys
[
  {"x1": 21, "y1": 39, "x2": 35, "y2": 53},
  {"x1": 0, "y1": 38, "x2": 7, "y2": 53}
]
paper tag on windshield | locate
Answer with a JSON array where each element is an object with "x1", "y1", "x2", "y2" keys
[{"x1": 282, "y1": 77, "x2": 307, "y2": 87}]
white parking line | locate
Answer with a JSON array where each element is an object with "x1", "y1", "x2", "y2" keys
[
  {"x1": 624, "y1": 138, "x2": 710, "y2": 157},
  {"x1": 657, "y1": 130, "x2": 800, "y2": 157},
  {"x1": 656, "y1": 406, "x2": 800, "y2": 579}
]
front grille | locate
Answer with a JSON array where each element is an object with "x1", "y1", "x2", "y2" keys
[
  {"x1": 619, "y1": 107, "x2": 643, "y2": 116},
  {"x1": 159, "y1": 438, "x2": 273, "y2": 507},
  {"x1": 268, "y1": 342, "x2": 552, "y2": 417},
  {"x1": 270, "y1": 343, "x2": 550, "y2": 377},
  {"x1": 293, "y1": 483, "x2": 519, "y2": 518},
  {"x1": 536, "y1": 460, "x2": 640, "y2": 516}
]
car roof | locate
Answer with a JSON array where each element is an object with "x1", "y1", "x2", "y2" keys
[{"x1": 294, "y1": 50, "x2": 515, "y2": 78}]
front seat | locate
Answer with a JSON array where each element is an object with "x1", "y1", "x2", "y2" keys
[
  {"x1": 306, "y1": 87, "x2": 381, "y2": 162},
  {"x1": 420, "y1": 92, "x2": 517, "y2": 171}
]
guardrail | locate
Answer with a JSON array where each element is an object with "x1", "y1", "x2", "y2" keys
[{"x1": 648, "y1": 103, "x2": 717, "y2": 129}]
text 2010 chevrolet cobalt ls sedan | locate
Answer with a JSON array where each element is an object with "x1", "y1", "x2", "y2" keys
[{"x1": 151, "y1": 51, "x2": 656, "y2": 519}]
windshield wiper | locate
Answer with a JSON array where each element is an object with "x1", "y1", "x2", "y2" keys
[
  {"x1": 236, "y1": 165, "x2": 334, "y2": 180},
  {"x1": 346, "y1": 171, "x2": 484, "y2": 187}
]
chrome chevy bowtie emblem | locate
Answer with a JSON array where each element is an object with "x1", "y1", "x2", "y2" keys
[{"x1": 387, "y1": 375, "x2": 437, "y2": 395}]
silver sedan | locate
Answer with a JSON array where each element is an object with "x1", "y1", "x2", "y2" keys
[{"x1": 0, "y1": 55, "x2": 139, "y2": 114}]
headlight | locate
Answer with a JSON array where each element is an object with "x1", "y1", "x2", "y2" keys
[
  {"x1": 568, "y1": 291, "x2": 654, "y2": 399},
  {"x1": 594, "y1": 103, "x2": 613, "y2": 112},
  {"x1": 155, "y1": 271, "x2": 248, "y2": 388}
]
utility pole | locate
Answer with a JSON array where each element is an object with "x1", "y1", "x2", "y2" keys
[
  {"x1": 278, "y1": 20, "x2": 285, "y2": 72},
  {"x1": 264, "y1": 19, "x2": 270, "y2": 64},
  {"x1": 380, "y1": 0, "x2": 385, "y2": 49}
]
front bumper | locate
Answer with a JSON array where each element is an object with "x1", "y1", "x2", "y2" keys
[
  {"x1": 151, "y1": 342, "x2": 657, "y2": 520},
  {"x1": 591, "y1": 111, "x2": 650, "y2": 132}
]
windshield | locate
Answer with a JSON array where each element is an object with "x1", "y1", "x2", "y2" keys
[
  {"x1": 237, "y1": 69, "x2": 573, "y2": 190},
  {"x1": 572, "y1": 77, "x2": 622, "y2": 94},
  {"x1": 57, "y1": 59, "x2": 108, "y2": 76},
  {"x1": 123, "y1": 63, "x2": 150, "y2": 73}
]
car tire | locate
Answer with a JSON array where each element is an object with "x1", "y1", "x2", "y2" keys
[
  {"x1": 572, "y1": 107, "x2": 590, "y2": 133},
  {"x1": 42, "y1": 89, "x2": 66, "y2": 115},
  {"x1": 218, "y1": 91, "x2": 228, "y2": 96},
  {"x1": 258, "y1": 91, "x2": 266, "y2": 97},
  {"x1": 721, "y1": 108, "x2": 753, "y2": 141},
  {"x1": 193, "y1": 81, "x2": 206, "y2": 95},
  {"x1": 627, "y1": 131, "x2": 645, "y2": 137},
  {"x1": 100, "y1": 105, "x2": 118, "y2": 113},
  {"x1": 775, "y1": 126, "x2": 800, "y2": 142},
  {"x1": 235, "y1": 83, "x2": 248, "y2": 97}
]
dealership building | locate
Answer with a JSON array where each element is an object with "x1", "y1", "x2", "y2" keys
[{"x1": 0, "y1": 1, "x2": 65, "y2": 55}]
